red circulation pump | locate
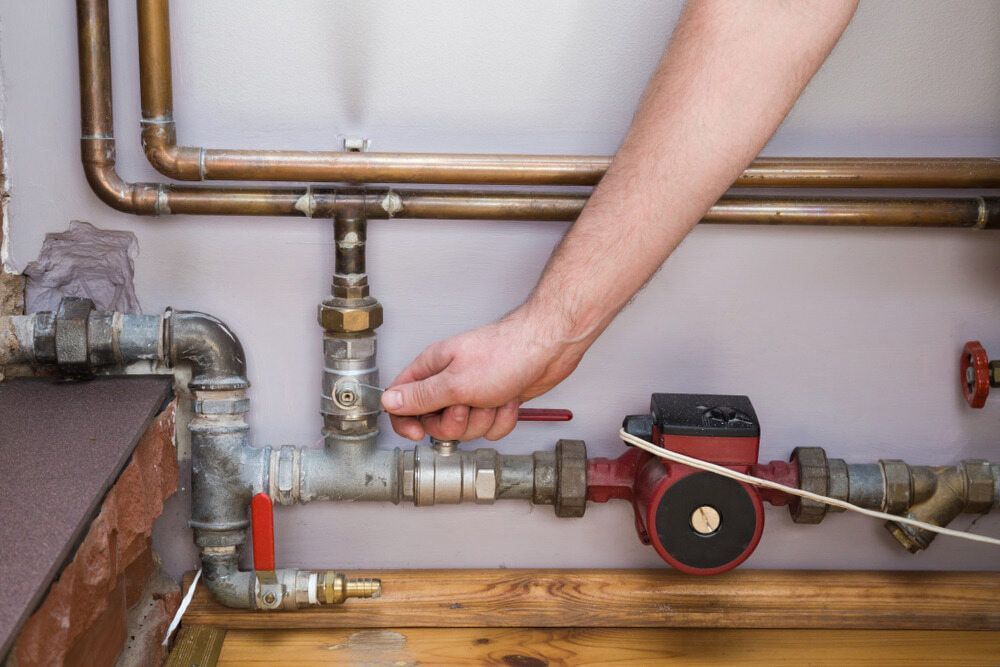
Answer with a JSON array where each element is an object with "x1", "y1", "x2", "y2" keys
[{"x1": 588, "y1": 394, "x2": 797, "y2": 575}]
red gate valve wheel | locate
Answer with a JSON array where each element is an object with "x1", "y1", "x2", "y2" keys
[
  {"x1": 517, "y1": 408, "x2": 573, "y2": 422},
  {"x1": 961, "y1": 341, "x2": 991, "y2": 408}
]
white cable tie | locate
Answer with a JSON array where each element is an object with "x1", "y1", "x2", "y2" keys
[
  {"x1": 619, "y1": 428, "x2": 1000, "y2": 548},
  {"x1": 162, "y1": 568, "x2": 201, "y2": 646}
]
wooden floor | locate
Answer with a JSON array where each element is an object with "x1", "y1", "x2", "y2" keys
[
  {"x1": 213, "y1": 628, "x2": 1000, "y2": 666},
  {"x1": 169, "y1": 569, "x2": 1000, "y2": 666}
]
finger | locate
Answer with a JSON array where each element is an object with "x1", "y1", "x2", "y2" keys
[
  {"x1": 484, "y1": 401, "x2": 520, "y2": 441},
  {"x1": 421, "y1": 405, "x2": 470, "y2": 441},
  {"x1": 382, "y1": 373, "x2": 457, "y2": 416},
  {"x1": 460, "y1": 407, "x2": 497, "y2": 441},
  {"x1": 389, "y1": 343, "x2": 453, "y2": 387},
  {"x1": 389, "y1": 414, "x2": 426, "y2": 441}
]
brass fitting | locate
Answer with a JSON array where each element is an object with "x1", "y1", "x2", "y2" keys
[
  {"x1": 886, "y1": 460, "x2": 995, "y2": 552},
  {"x1": 332, "y1": 282, "x2": 370, "y2": 301},
  {"x1": 318, "y1": 297, "x2": 383, "y2": 333},
  {"x1": 320, "y1": 572, "x2": 381, "y2": 604}
]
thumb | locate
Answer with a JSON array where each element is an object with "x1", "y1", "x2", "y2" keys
[{"x1": 381, "y1": 374, "x2": 456, "y2": 416}]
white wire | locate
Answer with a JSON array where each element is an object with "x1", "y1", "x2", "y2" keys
[
  {"x1": 619, "y1": 429, "x2": 1000, "y2": 548},
  {"x1": 162, "y1": 568, "x2": 201, "y2": 646}
]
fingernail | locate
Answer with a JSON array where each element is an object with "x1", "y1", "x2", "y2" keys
[
  {"x1": 451, "y1": 405, "x2": 469, "y2": 421},
  {"x1": 382, "y1": 390, "x2": 402, "y2": 411}
]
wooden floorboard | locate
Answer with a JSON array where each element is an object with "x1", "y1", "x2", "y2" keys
[
  {"x1": 183, "y1": 569, "x2": 1000, "y2": 630},
  {"x1": 215, "y1": 628, "x2": 1000, "y2": 666},
  {"x1": 164, "y1": 626, "x2": 226, "y2": 667}
]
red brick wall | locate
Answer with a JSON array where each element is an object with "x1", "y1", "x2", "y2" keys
[{"x1": 12, "y1": 404, "x2": 181, "y2": 667}]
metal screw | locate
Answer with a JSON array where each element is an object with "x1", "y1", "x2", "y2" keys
[
  {"x1": 690, "y1": 505, "x2": 721, "y2": 535},
  {"x1": 263, "y1": 592, "x2": 277, "y2": 605}
]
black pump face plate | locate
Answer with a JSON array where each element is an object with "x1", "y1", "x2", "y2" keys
[{"x1": 654, "y1": 472, "x2": 759, "y2": 570}]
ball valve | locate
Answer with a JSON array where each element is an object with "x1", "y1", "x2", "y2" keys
[{"x1": 961, "y1": 341, "x2": 999, "y2": 408}]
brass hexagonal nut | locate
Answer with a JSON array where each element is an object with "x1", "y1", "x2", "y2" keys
[
  {"x1": 318, "y1": 299, "x2": 383, "y2": 333},
  {"x1": 962, "y1": 459, "x2": 994, "y2": 513}
]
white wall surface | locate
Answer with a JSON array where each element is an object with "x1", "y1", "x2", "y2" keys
[{"x1": 1, "y1": 1, "x2": 999, "y2": 574}]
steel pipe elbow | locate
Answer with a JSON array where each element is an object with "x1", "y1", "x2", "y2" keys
[
  {"x1": 201, "y1": 551, "x2": 256, "y2": 609},
  {"x1": 165, "y1": 309, "x2": 249, "y2": 390}
]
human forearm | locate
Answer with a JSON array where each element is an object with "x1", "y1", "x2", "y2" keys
[
  {"x1": 522, "y1": 0, "x2": 858, "y2": 347},
  {"x1": 382, "y1": 0, "x2": 857, "y2": 441}
]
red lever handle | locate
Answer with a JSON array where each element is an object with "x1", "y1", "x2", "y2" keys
[
  {"x1": 251, "y1": 493, "x2": 276, "y2": 571},
  {"x1": 517, "y1": 408, "x2": 573, "y2": 422}
]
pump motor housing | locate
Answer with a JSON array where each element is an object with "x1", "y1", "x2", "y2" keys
[{"x1": 621, "y1": 393, "x2": 766, "y2": 575}]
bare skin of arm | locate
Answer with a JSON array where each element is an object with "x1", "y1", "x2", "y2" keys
[{"x1": 382, "y1": 0, "x2": 859, "y2": 442}]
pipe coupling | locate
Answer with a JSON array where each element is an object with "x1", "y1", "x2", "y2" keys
[
  {"x1": 789, "y1": 447, "x2": 836, "y2": 524},
  {"x1": 269, "y1": 445, "x2": 302, "y2": 506},
  {"x1": 407, "y1": 444, "x2": 499, "y2": 505}
]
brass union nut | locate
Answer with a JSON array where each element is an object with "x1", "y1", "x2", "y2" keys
[{"x1": 318, "y1": 298, "x2": 383, "y2": 333}]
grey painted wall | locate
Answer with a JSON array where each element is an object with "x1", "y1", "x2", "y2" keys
[{"x1": 1, "y1": 1, "x2": 998, "y2": 574}]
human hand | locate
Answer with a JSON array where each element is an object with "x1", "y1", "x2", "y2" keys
[{"x1": 380, "y1": 307, "x2": 588, "y2": 441}]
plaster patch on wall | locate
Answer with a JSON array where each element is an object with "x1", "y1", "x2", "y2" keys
[
  {"x1": 23, "y1": 220, "x2": 141, "y2": 313},
  {"x1": 0, "y1": 172, "x2": 10, "y2": 272},
  {"x1": 0, "y1": 11, "x2": 15, "y2": 273},
  {"x1": 1, "y1": 189, "x2": 10, "y2": 272},
  {"x1": 0, "y1": 129, "x2": 14, "y2": 274}
]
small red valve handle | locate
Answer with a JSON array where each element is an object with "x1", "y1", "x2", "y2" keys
[
  {"x1": 517, "y1": 408, "x2": 573, "y2": 422},
  {"x1": 961, "y1": 340, "x2": 990, "y2": 409},
  {"x1": 250, "y1": 493, "x2": 276, "y2": 572}
]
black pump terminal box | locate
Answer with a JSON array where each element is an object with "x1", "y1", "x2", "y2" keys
[{"x1": 650, "y1": 393, "x2": 759, "y2": 439}]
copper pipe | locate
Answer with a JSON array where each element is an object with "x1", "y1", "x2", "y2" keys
[
  {"x1": 135, "y1": 0, "x2": 1000, "y2": 188},
  {"x1": 79, "y1": 0, "x2": 999, "y2": 227}
]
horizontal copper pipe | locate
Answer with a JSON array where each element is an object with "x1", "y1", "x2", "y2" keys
[
  {"x1": 80, "y1": 0, "x2": 998, "y2": 227},
  {"x1": 136, "y1": 0, "x2": 1000, "y2": 189},
  {"x1": 82, "y1": 146, "x2": 1000, "y2": 226}
]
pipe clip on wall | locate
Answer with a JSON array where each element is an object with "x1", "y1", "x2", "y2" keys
[{"x1": 50, "y1": 0, "x2": 1000, "y2": 609}]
